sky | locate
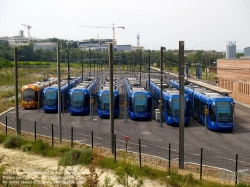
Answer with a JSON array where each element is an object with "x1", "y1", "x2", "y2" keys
[{"x1": 0, "y1": 0, "x2": 249, "y2": 51}]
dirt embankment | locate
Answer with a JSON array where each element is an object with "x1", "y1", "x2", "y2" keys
[{"x1": 0, "y1": 146, "x2": 167, "y2": 186}]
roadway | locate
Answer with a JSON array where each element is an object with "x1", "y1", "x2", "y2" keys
[{"x1": 0, "y1": 70, "x2": 250, "y2": 173}]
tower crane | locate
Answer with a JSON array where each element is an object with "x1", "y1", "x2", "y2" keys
[
  {"x1": 21, "y1": 24, "x2": 32, "y2": 41},
  {"x1": 80, "y1": 23, "x2": 125, "y2": 45}
]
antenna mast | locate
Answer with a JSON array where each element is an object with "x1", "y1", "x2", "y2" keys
[{"x1": 137, "y1": 33, "x2": 140, "y2": 46}]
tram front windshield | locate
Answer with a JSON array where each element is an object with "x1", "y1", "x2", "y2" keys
[
  {"x1": 216, "y1": 102, "x2": 232, "y2": 122},
  {"x1": 134, "y1": 95, "x2": 147, "y2": 112},
  {"x1": 101, "y1": 94, "x2": 110, "y2": 110},
  {"x1": 72, "y1": 92, "x2": 84, "y2": 108},
  {"x1": 172, "y1": 98, "x2": 179, "y2": 117},
  {"x1": 23, "y1": 88, "x2": 34, "y2": 102},
  {"x1": 45, "y1": 91, "x2": 57, "y2": 106}
]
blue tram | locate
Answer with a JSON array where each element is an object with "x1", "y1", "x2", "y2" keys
[
  {"x1": 68, "y1": 77, "x2": 99, "y2": 115},
  {"x1": 170, "y1": 80, "x2": 234, "y2": 131},
  {"x1": 42, "y1": 77, "x2": 82, "y2": 113},
  {"x1": 125, "y1": 78, "x2": 152, "y2": 120},
  {"x1": 97, "y1": 78, "x2": 120, "y2": 118},
  {"x1": 146, "y1": 78, "x2": 190, "y2": 126}
]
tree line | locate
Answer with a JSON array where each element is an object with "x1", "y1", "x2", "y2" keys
[{"x1": 0, "y1": 39, "x2": 233, "y2": 69}]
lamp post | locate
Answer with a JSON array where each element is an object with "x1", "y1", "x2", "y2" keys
[{"x1": 160, "y1": 47, "x2": 164, "y2": 128}]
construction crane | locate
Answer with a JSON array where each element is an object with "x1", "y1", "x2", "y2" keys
[
  {"x1": 81, "y1": 23, "x2": 125, "y2": 45},
  {"x1": 21, "y1": 24, "x2": 32, "y2": 41}
]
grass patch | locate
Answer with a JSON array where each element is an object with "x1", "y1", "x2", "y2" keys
[
  {"x1": 58, "y1": 149, "x2": 92, "y2": 166},
  {"x1": 0, "y1": 134, "x2": 7, "y2": 144},
  {"x1": 3, "y1": 135, "x2": 22, "y2": 148}
]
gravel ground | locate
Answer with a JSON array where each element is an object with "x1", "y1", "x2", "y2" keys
[{"x1": 0, "y1": 146, "x2": 168, "y2": 187}]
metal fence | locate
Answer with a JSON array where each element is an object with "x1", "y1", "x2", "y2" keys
[{"x1": 2, "y1": 116, "x2": 250, "y2": 186}]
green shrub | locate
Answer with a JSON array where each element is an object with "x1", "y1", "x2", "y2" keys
[
  {"x1": 21, "y1": 143, "x2": 32, "y2": 152},
  {"x1": 58, "y1": 149, "x2": 93, "y2": 166},
  {"x1": 32, "y1": 139, "x2": 50, "y2": 155},
  {"x1": 0, "y1": 134, "x2": 7, "y2": 144},
  {"x1": 4, "y1": 135, "x2": 22, "y2": 148},
  {"x1": 79, "y1": 149, "x2": 93, "y2": 165}
]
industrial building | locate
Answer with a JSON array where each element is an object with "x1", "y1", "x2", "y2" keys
[
  {"x1": 0, "y1": 30, "x2": 29, "y2": 46},
  {"x1": 216, "y1": 41, "x2": 250, "y2": 104},
  {"x1": 244, "y1": 46, "x2": 250, "y2": 57},
  {"x1": 33, "y1": 42, "x2": 57, "y2": 51}
]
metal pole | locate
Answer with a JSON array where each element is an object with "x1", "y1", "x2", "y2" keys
[
  {"x1": 109, "y1": 43, "x2": 115, "y2": 154},
  {"x1": 124, "y1": 94, "x2": 127, "y2": 123},
  {"x1": 139, "y1": 139, "x2": 142, "y2": 171},
  {"x1": 91, "y1": 96, "x2": 93, "y2": 121},
  {"x1": 5, "y1": 116, "x2": 7, "y2": 135},
  {"x1": 168, "y1": 143, "x2": 171, "y2": 172},
  {"x1": 114, "y1": 134, "x2": 117, "y2": 162},
  {"x1": 179, "y1": 41, "x2": 185, "y2": 169},
  {"x1": 133, "y1": 52, "x2": 135, "y2": 77},
  {"x1": 34, "y1": 121, "x2": 36, "y2": 141},
  {"x1": 139, "y1": 51, "x2": 142, "y2": 83},
  {"x1": 90, "y1": 92, "x2": 92, "y2": 121},
  {"x1": 206, "y1": 52, "x2": 208, "y2": 79},
  {"x1": 200, "y1": 148, "x2": 203, "y2": 180},
  {"x1": 14, "y1": 47, "x2": 20, "y2": 135},
  {"x1": 38, "y1": 91, "x2": 40, "y2": 112},
  {"x1": 130, "y1": 54, "x2": 132, "y2": 77},
  {"x1": 67, "y1": 50, "x2": 70, "y2": 89},
  {"x1": 57, "y1": 45, "x2": 62, "y2": 143},
  {"x1": 71, "y1": 127, "x2": 73, "y2": 149},
  {"x1": 89, "y1": 50, "x2": 92, "y2": 77},
  {"x1": 82, "y1": 52, "x2": 84, "y2": 81},
  {"x1": 148, "y1": 50, "x2": 151, "y2": 89},
  {"x1": 51, "y1": 124, "x2": 54, "y2": 147},
  {"x1": 205, "y1": 105, "x2": 207, "y2": 134},
  {"x1": 91, "y1": 131, "x2": 93, "y2": 149},
  {"x1": 160, "y1": 47, "x2": 163, "y2": 127},
  {"x1": 235, "y1": 154, "x2": 238, "y2": 185}
]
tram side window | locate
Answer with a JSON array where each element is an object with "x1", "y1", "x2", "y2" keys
[
  {"x1": 86, "y1": 95, "x2": 90, "y2": 107},
  {"x1": 148, "y1": 98, "x2": 152, "y2": 110},
  {"x1": 166, "y1": 101, "x2": 172, "y2": 116},
  {"x1": 194, "y1": 98, "x2": 199, "y2": 115},
  {"x1": 129, "y1": 97, "x2": 134, "y2": 112},
  {"x1": 35, "y1": 91, "x2": 38, "y2": 102},
  {"x1": 186, "y1": 101, "x2": 190, "y2": 115},
  {"x1": 201, "y1": 102, "x2": 206, "y2": 117},
  {"x1": 209, "y1": 105, "x2": 216, "y2": 121},
  {"x1": 115, "y1": 96, "x2": 119, "y2": 108}
]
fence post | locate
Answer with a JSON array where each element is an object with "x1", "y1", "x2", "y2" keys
[
  {"x1": 169, "y1": 143, "x2": 171, "y2": 172},
  {"x1": 19, "y1": 118, "x2": 21, "y2": 136},
  {"x1": 126, "y1": 139, "x2": 128, "y2": 153},
  {"x1": 139, "y1": 139, "x2": 141, "y2": 171},
  {"x1": 71, "y1": 127, "x2": 73, "y2": 149},
  {"x1": 51, "y1": 124, "x2": 54, "y2": 147},
  {"x1": 91, "y1": 131, "x2": 93, "y2": 149},
  {"x1": 114, "y1": 134, "x2": 116, "y2": 162},
  {"x1": 200, "y1": 148, "x2": 203, "y2": 180},
  {"x1": 235, "y1": 154, "x2": 238, "y2": 186},
  {"x1": 34, "y1": 121, "x2": 36, "y2": 141},
  {"x1": 5, "y1": 116, "x2": 7, "y2": 135}
]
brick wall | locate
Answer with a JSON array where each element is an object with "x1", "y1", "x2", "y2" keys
[{"x1": 217, "y1": 59, "x2": 250, "y2": 104}]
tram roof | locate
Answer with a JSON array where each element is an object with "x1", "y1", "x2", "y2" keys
[{"x1": 150, "y1": 67, "x2": 232, "y2": 95}]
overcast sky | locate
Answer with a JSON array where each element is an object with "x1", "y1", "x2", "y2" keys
[{"x1": 0, "y1": 0, "x2": 249, "y2": 51}]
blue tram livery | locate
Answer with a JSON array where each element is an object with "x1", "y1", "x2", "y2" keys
[
  {"x1": 68, "y1": 77, "x2": 99, "y2": 115},
  {"x1": 146, "y1": 78, "x2": 190, "y2": 126},
  {"x1": 97, "y1": 78, "x2": 120, "y2": 118},
  {"x1": 125, "y1": 78, "x2": 152, "y2": 120},
  {"x1": 170, "y1": 80, "x2": 234, "y2": 131},
  {"x1": 42, "y1": 77, "x2": 82, "y2": 113}
]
